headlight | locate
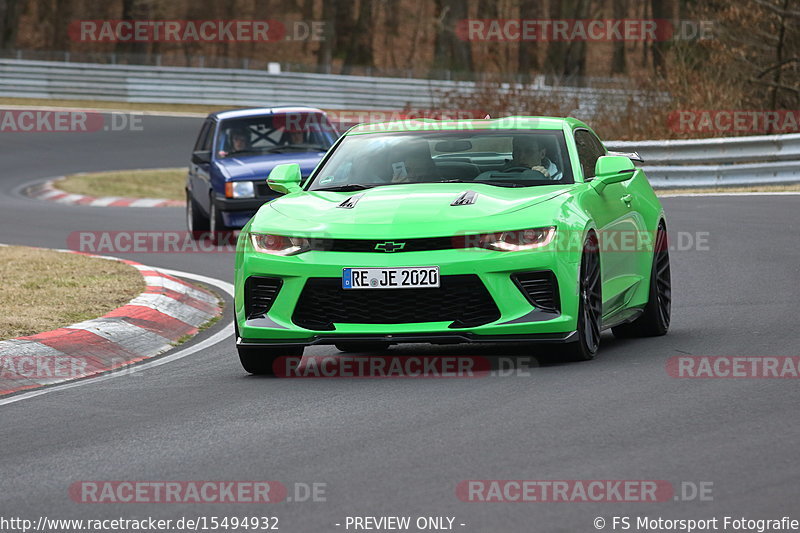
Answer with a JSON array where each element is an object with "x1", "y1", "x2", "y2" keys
[
  {"x1": 478, "y1": 226, "x2": 556, "y2": 251},
  {"x1": 250, "y1": 234, "x2": 311, "y2": 256},
  {"x1": 225, "y1": 181, "x2": 255, "y2": 199}
]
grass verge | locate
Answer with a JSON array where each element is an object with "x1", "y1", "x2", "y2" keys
[
  {"x1": 0, "y1": 97, "x2": 229, "y2": 115},
  {"x1": 56, "y1": 168, "x2": 186, "y2": 202},
  {"x1": 0, "y1": 246, "x2": 145, "y2": 340}
]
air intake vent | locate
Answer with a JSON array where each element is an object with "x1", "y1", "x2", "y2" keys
[
  {"x1": 245, "y1": 276, "x2": 283, "y2": 319},
  {"x1": 338, "y1": 193, "x2": 365, "y2": 209},
  {"x1": 292, "y1": 275, "x2": 500, "y2": 330},
  {"x1": 451, "y1": 190, "x2": 477, "y2": 206},
  {"x1": 512, "y1": 271, "x2": 560, "y2": 313}
]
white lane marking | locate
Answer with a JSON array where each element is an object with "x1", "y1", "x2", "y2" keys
[
  {"x1": 0, "y1": 268, "x2": 234, "y2": 407},
  {"x1": 659, "y1": 191, "x2": 800, "y2": 198}
]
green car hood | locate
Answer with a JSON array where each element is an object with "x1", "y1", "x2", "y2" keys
[{"x1": 251, "y1": 183, "x2": 573, "y2": 239}]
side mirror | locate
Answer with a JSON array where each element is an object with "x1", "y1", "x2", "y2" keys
[
  {"x1": 267, "y1": 163, "x2": 303, "y2": 194},
  {"x1": 591, "y1": 155, "x2": 636, "y2": 193},
  {"x1": 192, "y1": 150, "x2": 211, "y2": 164}
]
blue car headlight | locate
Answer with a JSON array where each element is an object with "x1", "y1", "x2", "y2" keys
[{"x1": 225, "y1": 181, "x2": 255, "y2": 199}]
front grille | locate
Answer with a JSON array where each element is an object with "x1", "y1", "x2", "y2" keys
[
  {"x1": 512, "y1": 271, "x2": 560, "y2": 313},
  {"x1": 317, "y1": 237, "x2": 458, "y2": 253},
  {"x1": 292, "y1": 275, "x2": 500, "y2": 330},
  {"x1": 245, "y1": 276, "x2": 283, "y2": 319}
]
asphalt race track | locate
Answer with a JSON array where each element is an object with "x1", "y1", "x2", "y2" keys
[{"x1": 1, "y1": 114, "x2": 799, "y2": 531}]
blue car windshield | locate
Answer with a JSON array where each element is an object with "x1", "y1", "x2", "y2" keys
[
  {"x1": 307, "y1": 130, "x2": 573, "y2": 190},
  {"x1": 216, "y1": 113, "x2": 336, "y2": 159}
]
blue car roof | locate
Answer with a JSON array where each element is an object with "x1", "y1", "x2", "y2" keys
[{"x1": 209, "y1": 106, "x2": 326, "y2": 121}]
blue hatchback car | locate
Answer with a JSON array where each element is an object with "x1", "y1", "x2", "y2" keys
[{"x1": 186, "y1": 106, "x2": 337, "y2": 239}]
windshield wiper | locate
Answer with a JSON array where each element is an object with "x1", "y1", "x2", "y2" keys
[
  {"x1": 471, "y1": 180, "x2": 526, "y2": 188},
  {"x1": 314, "y1": 183, "x2": 375, "y2": 192},
  {"x1": 265, "y1": 144, "x2": 329, "y2": 153}
]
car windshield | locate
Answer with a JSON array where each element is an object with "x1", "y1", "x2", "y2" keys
[
  {"x1": 216, "y1": 113, "x2": 336, "y2": 159},
  {"x1": 307, "y1": 129, "x2": 573, "y2": 191}
]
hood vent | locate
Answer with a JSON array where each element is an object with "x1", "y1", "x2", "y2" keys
[
  {"x1": 337, "y1": 193, "x2": 365, "y2": 209},
  {"x1": 451, "y1": 190, "x2": 478, "y2": 206}
]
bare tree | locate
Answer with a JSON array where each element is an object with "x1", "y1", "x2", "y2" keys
[
  {"x1": 316, "y1": 0, "x2": 335, "y2": 72},
  {"x1": 433, "y1": 0, "x2": 472, "y2": 75},
  {"x1": 342, "y1": 0, "x2": 374, "y2": 74},
  {"x1": 611, "y1": 0, "x2": 627, "y2": 74},
  {"x1": 115, "y1": 0, "x2": 151, "y2": 61},
  {"x1": 753, "y1": 0, "x2": 799, "y2": 112},
  {"x1": 650, "y1": 0, "x2": 674, "y2": 76},
  {"x1": 543, "y1": 0, "x2": 592, "y2": 83},
  {"x1": 517, "y1": 0, "x2": 541, "y2": 78},
  {"x1": 0, "y1": 0, "x2": 22, "y2": 49}
]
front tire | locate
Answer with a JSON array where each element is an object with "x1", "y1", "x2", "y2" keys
[
  {"x1": 562, "y1": 233, "x2": 602, "y2": 361},
  {"x1": 612, "y1": 222, "x2": 671, "y2": 338},
  {"x1": 236, "y1": 321, "x2": 303, "y2": 375},
  {"x1": 209, "y1": 198, "x2": 232, "y2": 245},
  {"x1": 237, "y1": 344, "x2": 304, "y2": 375},
  {"x1": 186, "y1": 190, "x2": 209, "y2": 240}
]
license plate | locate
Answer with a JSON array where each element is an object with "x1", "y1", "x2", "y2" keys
[{"x1": 342, "y1": 267, "x2": 440, "y2": 289}]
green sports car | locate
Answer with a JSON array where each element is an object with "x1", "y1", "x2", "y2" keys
[{"x1": 233, "y1": 116, "x2": 671, "y2": 374}]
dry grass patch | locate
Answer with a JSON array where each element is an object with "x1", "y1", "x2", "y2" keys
[
  {"x1": 56, "y1": 168, "x2": 186, "y2": 202},
  {"x1": 0, "y1": 246, "x2": 145, "y2": 340},
  {"x1": 0, "y1": 97, "x2": 231, "y2": 115}
]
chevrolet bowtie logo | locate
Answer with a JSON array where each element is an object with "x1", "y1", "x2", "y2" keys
[{"x1": 375, "y1": 241, "x2": 406, "y2": 253}]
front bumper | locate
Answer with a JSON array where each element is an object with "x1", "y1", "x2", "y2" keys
[
  {"x1": 235, "y1": 239, "x2": 582, "y2": 345},
  {"x1": 237, "y1": 331, "x2": 577, "y2": 348},
  {"x1": 214, "y1": 195, "x2": 278, "y2": 229}
]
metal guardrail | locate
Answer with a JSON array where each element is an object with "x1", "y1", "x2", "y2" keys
[
  {"x1": 0, "y1": 58, "x2": 651, "y2": 115},
  {"x1": 0, "y1": 48, "x2": 635, "y2": 87},
  {"x1": 606, "y1": 134, "x2": 800, "y2": 188},
  {"x1": 0, "y1": 59, "x2": 797, "y2": 188}
]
